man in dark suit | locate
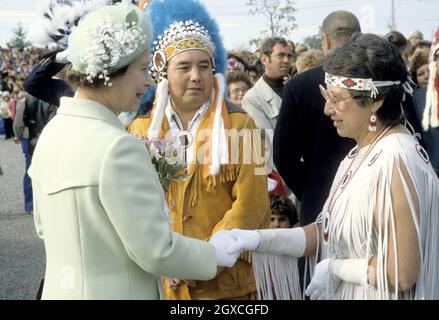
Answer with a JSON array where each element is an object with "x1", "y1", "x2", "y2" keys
[
  {"x1": 23, "y1": 50, "x2": 74, "y2": 107},
  {"x1": 412, "y1": 87, "x2": 439, "y2": 174},
  {"x1": 274, "y1": 11, "x2": 360, "y2": 227}
]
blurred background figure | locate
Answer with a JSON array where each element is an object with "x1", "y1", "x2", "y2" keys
[
  {"x1": 1, "y1": 91, "x2": 14, "y2": 139},
  {"x1": 227, "y1": 52, "x2": 249, "y2": 72},
  {"x1": 227, "y1": 70, "x2": 252, "y2": 106},
  {"x1": 412, "y1": 28, "x2": 439, "y2": 175},
  {"x1": 242, "y1": 37, "x2": 293, "y2": 143},
  {"x1": 409, "y1": 49, "x2": 430, "y2": 88},
  {"x1": 295, "y1": 43, "x2": 308, "y2": 55},
  {"x1": 384, "y1": 30, "x2": 409, "y2": 65},
  {"x1": 269, "y1": 195, "x2": 298, "y2": 229},
  {"x1": 295, "y1": 49, "x2": 325, "y2": 75},
  {"x1": 246, "y1": 65, "x2": 259, "y2": 85},
  {"x1": 408, "y1": 30, "x2": 424, "y2": 47},
  {"x1": 13, "y1": 92, "x2": 33, "y2": 214}
]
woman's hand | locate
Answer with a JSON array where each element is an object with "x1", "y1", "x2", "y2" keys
[
  {"x1": 226, "y1": 229, "x2": 261, "y2": 254},
  {"x1": 209, "y1": 230, "x2": 243, "y2": 267},
  {"x1": 305, "y1": 258, "x2": 337, "y2": 300}
]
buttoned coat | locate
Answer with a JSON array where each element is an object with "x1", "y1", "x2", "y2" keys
[{"x1": 28, "y1": 97, "x2": 217, "y2": 300}]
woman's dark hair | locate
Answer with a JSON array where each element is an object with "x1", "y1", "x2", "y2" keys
[
  {"x1": 324, "y1": 33, "x2": 408, "y2": 127},
  {"x1": 66, "y1": 64, "x2": 129, "y2": 88},
  {"x1": 259, "y1": 37, "x2": 289, "y2": 58},
  {"x1": 384, "y1": 31, "x2": 407, "y2": 51}
]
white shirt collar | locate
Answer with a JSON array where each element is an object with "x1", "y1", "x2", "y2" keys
[
  {"x1": 165, "y1": 95, "x2": 211, "y2": 165},
  {"x1": 165, "y1": 96, "x2": 211, "y2": 131}
]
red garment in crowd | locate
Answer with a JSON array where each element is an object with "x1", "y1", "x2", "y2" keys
[
  {"x1": 7, "y1": 100, "x2": 16, "y2": 120},
  {"x1": 268, "y1": 170, "x2": 287, "y2": 196}
]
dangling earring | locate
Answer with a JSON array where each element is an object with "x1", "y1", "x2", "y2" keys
[{"x1": 368, "y1": 112, "x2": 377, "y2": 132}]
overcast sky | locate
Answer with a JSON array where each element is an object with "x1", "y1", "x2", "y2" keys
[{"x1": 0, "y1": 0, "x2": 438, "y2": 50}]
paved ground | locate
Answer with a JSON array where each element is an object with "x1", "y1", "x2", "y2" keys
[{"x1": 0, "y1": 138, "x2": 45, "y2": 300}]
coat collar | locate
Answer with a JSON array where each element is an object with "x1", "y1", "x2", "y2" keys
[
  {"x1": 255, "y1": 76, "x2": 280, "y2": 103},
  {"x1": 58, "y1": 97, "x2": 125, "y2": 131}
]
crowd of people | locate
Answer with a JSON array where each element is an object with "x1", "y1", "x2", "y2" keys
[{"x1": 0, "y1": 0, "x2": 438, "y2": 301}]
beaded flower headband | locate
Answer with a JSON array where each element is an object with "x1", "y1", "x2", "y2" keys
[
  {"x1": 227, "y1": 58, "x2": 245, "y2": 71},
  {"x1": 324, "y1": 72, "x2": 408, "y2": 99},
  {"x1": 152, "y1": 20, "x2": 214, "y2": 75}
]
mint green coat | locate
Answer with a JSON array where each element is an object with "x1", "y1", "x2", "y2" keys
[{"x1": 28, "y1": 97, "x2": 216, "y2": 300}]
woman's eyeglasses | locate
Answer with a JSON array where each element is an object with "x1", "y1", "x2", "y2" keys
[
  {"x1": 319, "y1": 85, "x2": 358, "y2": 104},
  {"x1": 230, "y1": 87, "x2": 249, "y2": 95}
]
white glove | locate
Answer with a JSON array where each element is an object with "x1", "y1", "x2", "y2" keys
[
  {"x1": 332, "y1": 258, "x2": 369, "y2": 287},
  {"x1": 209, "y1": 230, "x2": 241, "y2": 267},
  {"x1": 306, "y1": 258, "x2": 369, "y2": 300},
  {"x1": 257, "y1": 227, "x2": 306, "y2": 257},
  {"x1": 305, "y1": 258, "x2": 335, "y2": 300},
  {"x1": 225, "y1": 229, "x2": 261, "y2": 255},
  {"x1": 55, "y1": 50, "x2": 69, "y2": 64}
]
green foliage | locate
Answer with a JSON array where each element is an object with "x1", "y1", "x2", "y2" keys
[
  {"x1": 246, "y1": 0, "x2": 297, "y2": 47},
  {"x1": 144, "y1": 139, "x2": 189, "y2": 192},
  {"x1": 303, "y1": 33, "x2": 322, "y2": 50},
  {"x1": 7, "y1": 23, "x2": 31, "y2": 50},
  {"x1": 153, "y1": 156, "x2": 188, "y2": 192}
]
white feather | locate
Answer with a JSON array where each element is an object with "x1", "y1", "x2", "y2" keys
[{"x1": 29, "y1": 0, "x2": 111, "y2": 47}]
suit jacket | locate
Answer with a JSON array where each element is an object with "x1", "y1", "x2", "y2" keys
[
  {"x1": 412, "y1": 87, "x2": 439, "y2": 169},
  {"x1": 23, "y1": 95, "x2": 58, "y2": 156},
  {"x1": 273, "y1": 66, "x2": 355, "y2": 225},
  {"x1": 28, "y1": 97, "x2": 217, "y2": 299}
]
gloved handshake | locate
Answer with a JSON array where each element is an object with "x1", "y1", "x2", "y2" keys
[
  {"x1": 209, "y1": 227, "x2": 307, "y2": 267},
  {"x1": 208, "y1": 229, "x2": 261, "y2": 267}
]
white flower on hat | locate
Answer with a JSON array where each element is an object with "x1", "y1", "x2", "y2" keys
[{"x1": 79, "y1": 14, "x2": 147, "y2": 87}]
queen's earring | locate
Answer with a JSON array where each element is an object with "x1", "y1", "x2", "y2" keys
[{"x1": 368, "y1": 112, "x2": 377, "y2": 132}]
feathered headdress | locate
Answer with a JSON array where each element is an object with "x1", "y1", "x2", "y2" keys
[
  {"x1": 423, "y1": 27, "x2": 439, "y2": 130},
  {"x1": 145, "y1": 0, "x2": 227, "y2": 77},
  {"x1": 29, "y1": 0, "x2": 139, "y2": 48},
  {"x1": 141, "y1": 0, "x2": 229, "y2": 177}
]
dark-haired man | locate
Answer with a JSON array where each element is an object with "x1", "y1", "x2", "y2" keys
[{"x1": 242, "y1": 37, "x2": 293, "y2": 159}]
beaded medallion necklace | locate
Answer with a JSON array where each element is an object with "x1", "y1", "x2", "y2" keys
[{"x1": 323, "y1": 126, "x2": 392, "y2": 242}]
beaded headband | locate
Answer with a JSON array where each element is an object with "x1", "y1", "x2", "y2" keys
[
  {"x1": 325, "y1": 72, "x2": 404, "y2": 99},
  {"x1": 152, "y1": 20, "x2": 214, "y2": 74}
]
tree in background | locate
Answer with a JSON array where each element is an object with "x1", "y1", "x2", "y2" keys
[
  {"x1": 8, "y1": 23, "x2": 31, "y2": 50},
  {"x1": 246, "y1": 0, "x2": 297, "y2": 47},
  {"x1": 303, "y1": 33, "x2": 322, "y2": 50}
]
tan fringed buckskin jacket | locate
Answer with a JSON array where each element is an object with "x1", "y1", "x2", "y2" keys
[{"x1": 128, "y1": 101, "x2": 270, "y2": 300}]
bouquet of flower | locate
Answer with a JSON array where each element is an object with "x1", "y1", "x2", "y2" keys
[{"x1": 140, "y1": 137, "x2": 188, "y2": 192}]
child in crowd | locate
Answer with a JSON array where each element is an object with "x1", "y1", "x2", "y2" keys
[{"x1": 269, "y1": 195, "x2": 298, "y2": 229}]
